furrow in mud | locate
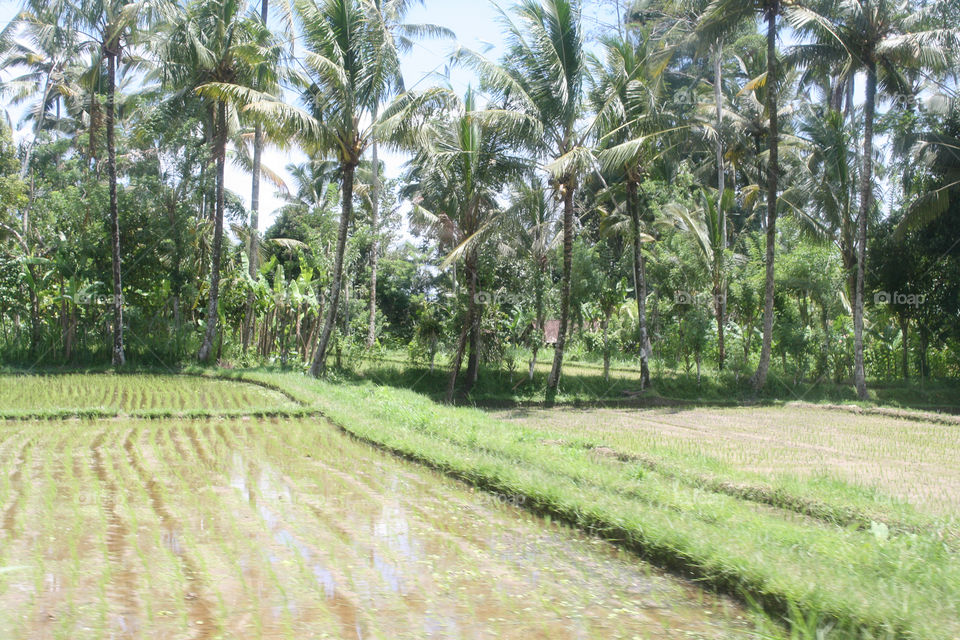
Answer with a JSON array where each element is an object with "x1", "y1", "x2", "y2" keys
[
  {"x1": 90, "y1": 429, "x2": 141, "y2": 637},
  {"x1": 122, "y1": 429, "x2": 217, "y2": 639}
]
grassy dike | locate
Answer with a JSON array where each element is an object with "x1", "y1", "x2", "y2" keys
[{"x1": 224, "y1": 370, "x2": 958, "y2": 639}]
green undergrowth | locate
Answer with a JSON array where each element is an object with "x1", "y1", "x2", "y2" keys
[
  {"x1": 343, "y1": 353, "x2": 960, "y2": 413},
  {"x1": 229, "y1": 369, "x2": 960, "y2": 639}
]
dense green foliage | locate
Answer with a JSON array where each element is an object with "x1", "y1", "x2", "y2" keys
[{"x1": 1, "y1": 0, "x2": 958, "y2": 399}]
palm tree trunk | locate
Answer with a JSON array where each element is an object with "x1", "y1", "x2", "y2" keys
[
  {"x1": 243, "y1": 123, "x2": 263, "y2": 352},
  {"x1": 366, "y1": 133, "x2": 380, "y2": 347},
  {"x1": 445, "y1": 318, "x2": 470, "y2": 403},
  {"x1": 899, "y1": 314, "x2": 909, "y2": 380},
  {"x1": 446, "y1": 264, "x2": 477, "y2": 403},
  {"x1": 602, "y1": 313, "x2": 610, "y2": 382},
  {"x1": 627, "y1": 180, "x2": 651, "y2": 388},
  {"x1": 547, "y1": 181, "x2": 575, "y2": 391},
  {"x1": 197, "y1": 101, "x2": 228, "y2": 363},
  {"x1": 752, "y1": 5, "x2": 779, "y2": 391},
  {"x1": 714, "y1": 40, "x2": 725, "y2": 198},
  {"x1": 243, "y1": 0, "x2": 269, "y2": 354},
  {"x1": 714, "y1": 280, "x2": 725, "y2": 370},
  {"x1": 853, "y1": 61, "x2": 876, "y2": 400},
  {"x1": 311, "y1": 162, "x2": 356, "y2": 376},
  {"x1": 529, "y1": 266, "x2": 545, "y2": 382},
  {"x1": 465, "y1": 247, "x2": 480, "y2": 390},
  {"x1": 106, "y1": 49, "x2": 125, "y2": 366}
]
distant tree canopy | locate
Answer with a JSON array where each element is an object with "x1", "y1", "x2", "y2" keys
[{"x1": 0, "y1": 0, "x2": 958, "y2": 396}]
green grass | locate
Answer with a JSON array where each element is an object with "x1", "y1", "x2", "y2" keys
[
  {"x1": 346, "y1": 350, "x2": 960, "y2": 412},
  {"x1": 230, "y1": 369, "x2": 960, "y2": 639}
]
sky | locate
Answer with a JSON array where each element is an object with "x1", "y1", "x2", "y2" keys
[{"x1": 0, "y1": 0, "x2": 619, "y2": 235}]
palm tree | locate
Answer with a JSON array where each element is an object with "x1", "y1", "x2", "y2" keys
[
  {"x1": 401, "y1": 87, "x2": 528, "y2": 401},
  {"x1": 57, "y1": 0, "x2": 169, "y2": 366},
  {"x1": 164, "y1": 0, "x2": 268, "y2": 363},
  {"x1": 461, "y1": 0, "x2": 592, "y2": 392},
  {"x1": 503, "y1": 177, "x2": 559, "y2": 382},
  {"x1": 243, "y1": 0, "x2": 273, "y2": 352},
  {"x1": 790, "y1": 0, "x2": 955, "y2": 399},
  {"x1": 664, "y1": 188, "x2": 734, "y2": 370},
  {"x1": 363, "y1": 0, "x2": 453, "y2": 348},
  {"x1": 781, "y1": 105, "x2": 858, "y2": 303},
  {"x1": 295, "y1": 0, "x2": 401, "y2": 376},
  {"x1": 592, "y1": 33, "x2": 681, "y2": 387},
  {"x1": 66, "y1": 0, "x2": 159, "y2": 366},
  {"x1": 1, "y1": 1, "x2": 80, "y2": 187},
  {"x1": 699, "y1": 0, "x2": 786, "y2": 391}
]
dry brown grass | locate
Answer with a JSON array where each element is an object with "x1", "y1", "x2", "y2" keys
[{"x1": 489, "y1": 405, "x2": 960, "y2": 517}]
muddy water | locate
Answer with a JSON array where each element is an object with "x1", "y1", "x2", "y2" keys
[{"x1": 0, "y1": 417, "x2": 757, "y2": 639}]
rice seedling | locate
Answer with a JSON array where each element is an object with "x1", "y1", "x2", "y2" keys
[
  {"x1": 0, "y1": 373, "x2": 761, "y2": 638},
  {"x1": 0, "y1": 374, "x2": 299, "y2": 417}
]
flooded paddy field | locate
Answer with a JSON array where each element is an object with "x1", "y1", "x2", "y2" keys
[{"x1": 0, "y1": 402, "x2": 757, "y2": 638}]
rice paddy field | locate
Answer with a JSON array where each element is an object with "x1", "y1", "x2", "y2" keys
[
  {"x1": 0, "y1": 374, "x2": 299, "y2": 416},
  {"x1": 0, "y1": 373, "x2": 764, "y2": 639},
  {"x1": 256, "y1": 373, "x2": 960, "y2": 639}
]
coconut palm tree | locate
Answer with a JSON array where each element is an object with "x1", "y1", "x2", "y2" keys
[
  {"x1": 295, "y1": 0, "x2": 400, "y2": 376},
  {"x1": 459, "y1": 0, "x2": 592, "y2": 393},
  {"x1": 62, "y1": 0, "x2": 173, "y2": 365},
  {"x1": 592, "y1": 32, "x2": 683, "y2": 387},
  {"x1": 664, "y1": 188, "x2": 734, "y2": 370},
  {"x1": 162, "y1": 0, "x2": 269, "y2": 363},
  {"x1": 223, "y1": 0, "x2": 440, "y2": 375},
  {"x1": 698, "y1": 0, "x2": 786, "y2": 391},
  {"x1": 503, "y1": 177, "x2": 559, "y2": 382},
  {"x1": 401, "y1": 87, "x2": 529, "y2": 401},
  {"x1": 790, "y1": 0, "x2": 956, "y2": 399},
  {"x1": 243, "y1": 0, "x2": 275, "y2": 352},
  {"x1": 363, "y1": 0, "x2": 452, "y2": 348},
  {"x1": 780, "y1": 105, "x2": 858, "y2": 303}
]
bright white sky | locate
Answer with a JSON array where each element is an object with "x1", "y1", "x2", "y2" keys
[{"x1": 0, "y1": 0, "x2": 620, "y2": 234}]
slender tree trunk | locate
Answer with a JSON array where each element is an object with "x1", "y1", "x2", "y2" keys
[
  {"x1": 602, "y1": 314, "x2": 610, "y2": 382},
  {"x1": 529, "y1": 266, "x2": 545, "y2": 382},
  {"x1": 714, "y1": 280, "x2": 725, "y2": 370},
  {"x1": 28, "y1": 268, "x2": 40, "y2": 356},
  {"x1": 714, "y1": 40, "x2": 725, "y2": 199},
  {"x1": 243, "y1": 123, "x2": 263, "y2": 352},
  {"x1": 714, "y1": 43, "x2": 728, "y2": 373},
  {"x1": 899, "y1": 314, "x2": 909, "y2": 380},
  {"x1": 311, "y1": 162, "x2": 356, "y2": 376},
  {"x1": 445, "y1": 305, "x2": 472, "y2": 403},
  {"x1": 366, "y1": 133, "x2": 380, "y2": 347},
  {"x1": 547, "y1": 181, "x2": 575, "y2": 391},
  {"x1": 752, "y1": 6, "x2": 779, "y2": 391},
  {"x1": 106, "y1": 49, "x2": 125, "y2": 366},
  {"x1": 627, "y1": 180, "x2": 651, "y2": 388},
  {"x1": 465, "y1": 248, "x2": 480, "y2": 390},
  {"x1": 197, "y1": 101, "x2": 228, "y2": 363},
  {"x1": 243, "y1": 0, "x2": 269, "y2": 353},
  {"x1": 853, "y1": 61, "x2": 876, "y2": 400}
]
